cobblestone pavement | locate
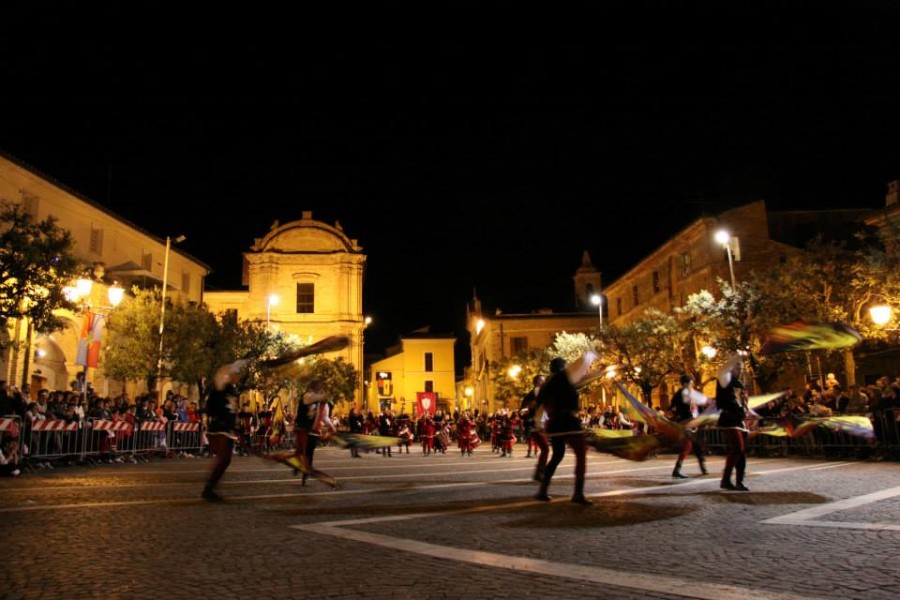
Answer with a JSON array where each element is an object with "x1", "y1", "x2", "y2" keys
[{"x1": 1, "y1": 446, "x2": 899, "y2": 600}]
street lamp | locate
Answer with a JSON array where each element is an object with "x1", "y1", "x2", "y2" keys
[
  {"x1": 870, "y1": 305, "x2": 893, "y2": 326},
  {"x1": 65, "y1": 276, "x2": 125, "y2": 402},
  {"x1": 157, "y1": 234, "x2": 185, "y2": 402},
  {"x1": 714, "y1": 229, "x2": 737, "y2": 289},
  {"x1": 361, "y1": 315, "x2": 372, "y2": 410},
  {"x1": 266, "y1": 294, "x2": 280, "y2": 332},
  {"x1": 590, "y1": 293, "x2": 603, "y2": 330}
]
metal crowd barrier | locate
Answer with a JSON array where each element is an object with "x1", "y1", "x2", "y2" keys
[
  {"x1": 85, "y1": 419, "x2": 134, "y2": 463},
  {"x1": 0, "y1": 415, "x2": 21, "y2": 440},
  {"x1": 132, "y1": 421, "x2": 169, "y2": 460},
  {"x1": 694, "y1": 411, "x2": 900, "y2": 460},
  {"x1": 23, "y1": 419, "x2": 81, "y2": 467},
  {"x1": 167, "y1": 422, "x2": 202, "y2": 456}
]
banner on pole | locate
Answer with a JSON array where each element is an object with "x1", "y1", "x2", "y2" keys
[{"x1": 75, "y1": 311, "x2": 106, "y2": 368}]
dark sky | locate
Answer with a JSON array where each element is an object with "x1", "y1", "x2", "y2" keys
[{"x1": 3, "y1": 2, "x2": 900, "y2": 359}]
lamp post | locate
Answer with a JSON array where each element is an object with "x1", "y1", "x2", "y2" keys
[
  {"x1": 64, "y1": 277, "x2": 125, "y2": 402},
  {"x1": 714, "y1": 229, "x2": 737, "y2": 289},
  {"x1": 157, "y1": 234, "x2": 185, "y2": 403},
  {"x1": 266, "y1": 294, "x2": 280, "y2": 332},
  {"x1": 361, "y1": 315, "x2": 372, "y2": 409},
  {"x1": 590, "y1": 293, "x2": 603, "y2": 330}
]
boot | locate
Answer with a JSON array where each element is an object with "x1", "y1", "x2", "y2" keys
[
  {"x1": 720, "y1": 467, "x2": 735, "y2": 489},
  {"x1": 571, "y1": 480, "x2": 593, "y2": 505},
  {"x1": 672, "y1": 461, "x2": 688, "y2": 479},
  {"x1": 699, "y1": 457, "x2": 708, "y2": 475},
  {"x1": 735, "y1": 460, "x2": 748, "y2": 490},
  {"x1": 535, "y1": 478, "x2": 552, "y2": 502}
]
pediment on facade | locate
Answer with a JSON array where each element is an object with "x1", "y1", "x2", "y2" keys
[{"x1": 251, "y1": 218, "x2": 361, "y2": 254}]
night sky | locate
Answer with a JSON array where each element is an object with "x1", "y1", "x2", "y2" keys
[{"x1": 3, "y1": 2, "x2": 900, "y2": 360}]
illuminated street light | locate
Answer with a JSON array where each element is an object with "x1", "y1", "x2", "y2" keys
[
  {"x1": 266, "y1": 294, "x2": 280, "y2": 332},
  {"x1": 590, "y1": 293, "x2": 604, "y2": 330},
  {"x1": 157, "y1": 234, "x2": 186, "y2": 402},
  {"x1": 701, "y1": 345, "x2": 718, "y2": 359},
  {"x1": 715, "y1": 229, "x2": 737, "y2": 289},
  {"x1": 508, "y1": 364, "x2": 522, "y2": 379},
  {"x1": 870, "y1": 305, "x2": 893, "y2": 326}
]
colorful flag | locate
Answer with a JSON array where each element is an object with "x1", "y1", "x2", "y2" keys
[
  {"x1": 585, "y1": 429, "x2": 662, "y2": 461},
  {"x1": 75, "y1": 311, "x2": 106, "y2": 368},
  {"x1": 759, "y1": 321, "x2": 861, "y2": 355},
  {"x1": 416, "y1": 392, "x2": 436, "y2": 417},
  {"x1": 265, "y1": 451, "x2": 339, "y2": 488}
]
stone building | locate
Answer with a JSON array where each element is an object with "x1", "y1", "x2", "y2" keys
[
  {"x1": 0, "y1": 151, "x2": 209, "y2": 398},
  {"x1": 465, "y1": 252, "x2": 603, "y2": 415},
  {"x1": 203, "y1": 212, "x2": 367, "y2": 406}
]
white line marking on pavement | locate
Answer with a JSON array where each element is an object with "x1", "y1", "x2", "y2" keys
[
  {"x1": 293, "y1": 522, "x2": 818, "y2": 600},
  {"x1": 762, "y1": 485, "x2": 900, "y2": 532}
]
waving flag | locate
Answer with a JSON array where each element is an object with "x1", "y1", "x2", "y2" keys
[
  {"x1": 759, "y1": 321, "x2": 861, "y2": 355},
  {"x1": 75, "y1": 311, "x2": 105, "y2": 368},
  {"x1": 585, "y1": 429, "x2": 662, "y2": 461}
]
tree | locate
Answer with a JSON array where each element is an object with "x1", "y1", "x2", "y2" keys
[
  {"x1": 599, "y1": 309, "x2": 684, "y2": 404},
  {"x1": 748, "y1": 227, "x2": 900, "y2": 386},
  {"x1": 490, "y1": 347, "x2": 552, "y2": 403},
  {"x1": 104, "y1": 287, "x2": 167, "y2": 390},
  {"x1": 679, "y1": 279, "x2": 806, "y2": 393},
  {"x1": 0, "y1": 200, "x2": 80, "y2": 341}
]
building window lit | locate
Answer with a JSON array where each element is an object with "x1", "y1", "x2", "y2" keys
[{"x1": 296, "y1": 283, "x2": 314, "y2": 314}]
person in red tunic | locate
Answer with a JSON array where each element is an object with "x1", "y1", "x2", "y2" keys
[
  {"x1": 499, "y1": 413, "x2": 517, "y2": 457},
  {"x1": 457, "y1": 411, "x2": 478, "y2": 456},
  {"x1": 519, "y1": 374, "x2": 549, "y2": 481},
  {"x1": 419, "y1": 414, "x2": 435, "y2": 455}
]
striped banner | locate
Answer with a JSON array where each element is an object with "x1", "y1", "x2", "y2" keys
[
  {"x1": 29, "y1": 420, "x2": 79, "y2": 432},
  {"x1": 0, "y1": 418, "x2": 16, "y2": 431},
  {"x1": 171, "y1": 422, "x2": 200, "y2": 432},
  {"x1": 90, "y1": 420, "x2": 132, "y2": 433},
  {"x1": 138, "y1": 422, "x2": 167, "y2": 432}
]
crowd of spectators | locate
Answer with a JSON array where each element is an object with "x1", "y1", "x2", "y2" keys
[{"x1": 3, "y1": 372, "x2": 900, "y2": 477}]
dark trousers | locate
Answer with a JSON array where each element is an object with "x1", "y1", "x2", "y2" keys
[
  {"x1": 540, "y1": 432, "x2": 588, "y2": 497},
  {"x1": 204, "y1": 434, "x2": 234, "y2": 492},
  {"x1": 722, "y1": 429, "x2": 747, "y2": 484},
  {"x1": 530, "y1": 431, "x2": 549, "y2": 476}
]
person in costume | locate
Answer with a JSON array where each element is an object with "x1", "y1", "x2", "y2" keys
[
  {"x1": 519, "y1": 374, "x2": 549, "y2": 481},
  {"x1": 716, "y1": 353, "x2": 752, "y2": 491},
  {"x1": 456, "y1": 411, "x2": 477, "y2": 455},
  {"x1": 378, "y1": 406, "x2": 394, "y2": 457},
  {"x1": 419, "y1": 414, "x2": 435, "y2": 455},
  {"x1": 347, "y1": 406, "x2": 364, "y2": 457},
  {"x1": 670, "y1": 374, "x2": 710, "y2": 478},
  {"x1": 294, "y1": 378, "x2": 338, "y2": 485},
  {"x1": 396, "y1": 413, "x2": 412, "y2": 454},
  {"x1": 201, "y1": 358, "x2": 250, "y2": 501},
  {"x1": 535, "y1": 351, "x2": 599, "y2": 505}
]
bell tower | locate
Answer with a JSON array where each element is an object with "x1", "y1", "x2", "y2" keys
[{"x1": 573, "y1": 250, "x2": 602, "y2": 309}]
